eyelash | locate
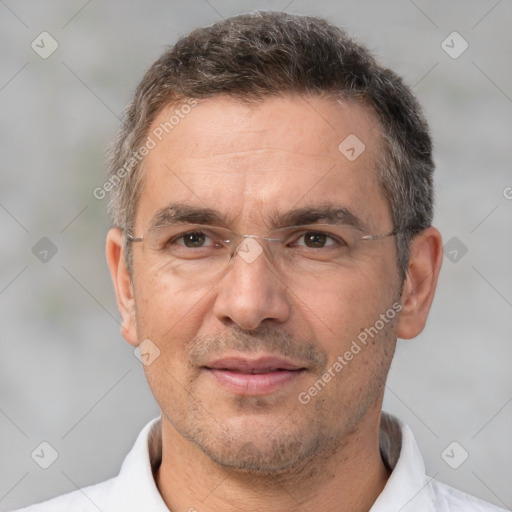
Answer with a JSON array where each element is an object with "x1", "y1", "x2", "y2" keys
[
  {"x1": 168, "y1": 232, "x2": 221, "y2": 248},
  {"x1": 167, "y1": 230, "x2": 346, "y2": 249}
]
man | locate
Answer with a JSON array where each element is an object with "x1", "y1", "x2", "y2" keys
[{"x1": 16, "y1": 10, "x2": 506, "y2": 512}]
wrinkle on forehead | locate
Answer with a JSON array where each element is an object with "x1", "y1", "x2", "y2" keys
[{"x1": 181, "y1": 146, "x2": 336, "y2": 160}]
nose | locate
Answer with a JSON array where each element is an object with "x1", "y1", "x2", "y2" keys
[{"x1": 212, "y1": 239, "x2": 291, "y2": 330}]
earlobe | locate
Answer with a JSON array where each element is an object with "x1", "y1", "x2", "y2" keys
[
  {"x1": 106, "y1": 227, "x2": 139, "y2": 347},
  {"x1": 396, "y1": 227, "x2": 443, "y2": 340}
]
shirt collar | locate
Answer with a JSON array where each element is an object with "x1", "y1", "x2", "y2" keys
[
  {"x1": 110, "y1": 412, "x2": 436, "y2": 511},
  {"x1": 109, "y1": 418, "x2": 168, "y2": 512},
  {"x1": 371, "y1": 412, "x2": 437, "y2": 511}
]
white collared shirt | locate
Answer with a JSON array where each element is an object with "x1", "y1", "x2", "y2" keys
[{"x1": 13, "y1": 413, "x2": 506, "y2": 512}]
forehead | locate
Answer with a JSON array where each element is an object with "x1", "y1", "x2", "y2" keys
[{"x1": 136, "y1": 94, "x2": 389, "y2": 231}]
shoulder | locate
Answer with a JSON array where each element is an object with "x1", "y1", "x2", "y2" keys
[
  {"x1": 9, "y1": 477, "x2": 116, "y2": 512},
  {"x1": 8, "y1": 418, "x2": 165, "y2": 512},
  {"x1": 378, "y1": 413, "x2": 507, "y2": 512},
  {"x1": 430, "y1": 478, "x2": 508, "y2": 511}
]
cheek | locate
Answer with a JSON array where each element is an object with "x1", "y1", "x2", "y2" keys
[
  {"x1": 314, "y1": 287, "x2": 398, "y2": 404},
  {"x1": 133, "y1": 264, "x2": 213, "y2": 347},
  {"x1": 295, "y1": 260, "x2": 400, "y2": 363},
  {"x1": 298, "y1": 269, "x2": 387, "y2": 329}
]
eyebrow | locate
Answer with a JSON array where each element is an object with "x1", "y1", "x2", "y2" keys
[
  {"x1": 148, "y1": 204, "x2": 228, "y2": 231},
  {"x1": 269, "y1": 204, "x2": 369, "y2": 232},
  {"x1": 147, "y1": 202, "x2": 370, "y2": 233}
]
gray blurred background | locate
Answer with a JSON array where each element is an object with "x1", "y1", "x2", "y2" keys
[{"x1": 1, "y1": 0, "x2": 511, "y2": 510}]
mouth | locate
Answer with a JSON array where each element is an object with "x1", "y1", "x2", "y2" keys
[{"x1": 203, "y1": 355, "x2": 307, "y2": 396}]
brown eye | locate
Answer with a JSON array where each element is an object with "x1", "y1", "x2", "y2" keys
[
  {"x1": 289, "y1": 229, "x2": 347, "y2": 250},
  {"x1": 181, "y1": 231, "x2": 206, "y2": 247},
  {"x1": 303, "y1": 232, "x2": 328, "y2": 248}
]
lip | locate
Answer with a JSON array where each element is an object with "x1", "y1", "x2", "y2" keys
[{"x1": 203, "y1": 354, "x2": 307, "y2": 396}]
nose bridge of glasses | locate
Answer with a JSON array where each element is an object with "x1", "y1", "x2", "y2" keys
[
  {"x1": 239, "y1": 233, "x2": 282, "y2": 243},
  {"x1": 228, "y1": 232, "x2": 283, "y2": 264}
]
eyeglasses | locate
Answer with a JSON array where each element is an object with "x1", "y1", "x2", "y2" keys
[{"x1": 126, "y1": 223, "x2": 397, "y2": 283}]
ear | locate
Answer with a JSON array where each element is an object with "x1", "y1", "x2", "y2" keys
[
  {"x1": 397, "y1": 227, "x2": 443, "y2": 339},
  {"x1": 106, "y1": 227, "x2": 138, "y2": 347}
]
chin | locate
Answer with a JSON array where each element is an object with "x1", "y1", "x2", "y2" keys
[
  {"x1": 200, "y1": 435, "x2": 316, "y2": 475},
  {"x1": 182, "y1": 410, "x2": 329, "y2": 476}
]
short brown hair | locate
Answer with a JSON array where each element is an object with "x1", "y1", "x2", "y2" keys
[{"x1": 107, "y1": 11, "x2": 434, "y2": 278}]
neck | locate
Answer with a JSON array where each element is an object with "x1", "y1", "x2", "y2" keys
[{"x1": 155, "y1": 403, "x2": 390, "y2": 512}]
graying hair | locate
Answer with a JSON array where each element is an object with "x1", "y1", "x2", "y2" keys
[{"x1": 107, "y1": 11, "x2": 434, "y2": 278}]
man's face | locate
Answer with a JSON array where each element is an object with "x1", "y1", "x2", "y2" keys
[{"x1": 127, "y1": 94, "x2": 402, "y2": 473}]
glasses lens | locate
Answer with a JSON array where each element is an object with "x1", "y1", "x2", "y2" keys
[{"x1": 137, "y1": 223, "x2": 382, "y2": 282}]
